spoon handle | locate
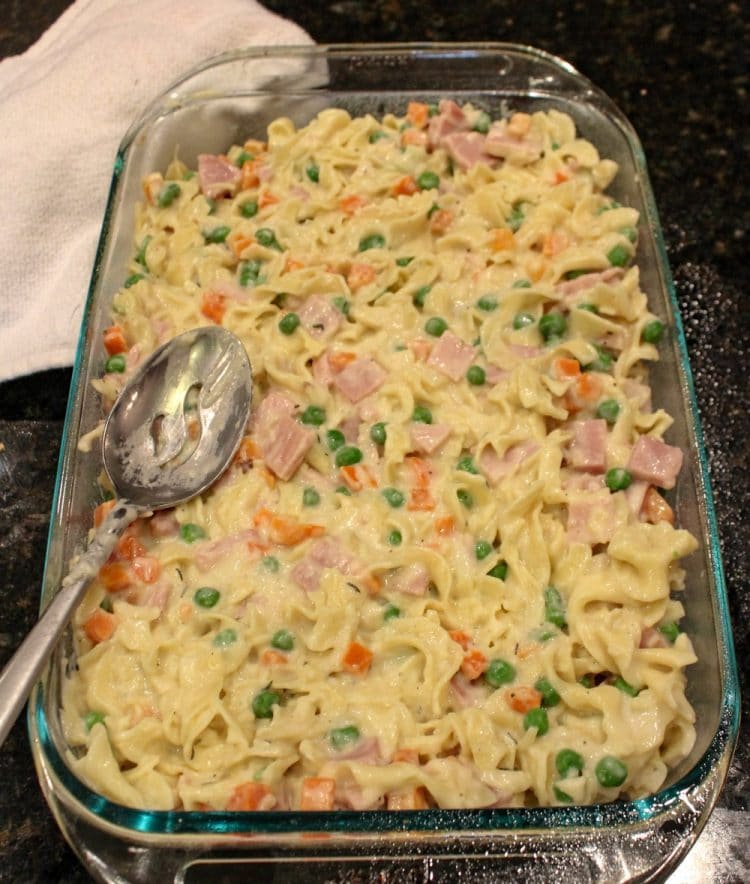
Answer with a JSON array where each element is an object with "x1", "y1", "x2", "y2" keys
[{"x1": 0, "y1": 501, "x2": 141, "y2": 747}]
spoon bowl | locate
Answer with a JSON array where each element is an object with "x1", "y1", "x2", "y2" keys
[{"x1": 0, "y1": 325, "x2": 253, "y2": 746}]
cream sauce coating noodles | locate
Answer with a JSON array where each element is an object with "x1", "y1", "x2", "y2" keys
[{"x1": 63, "y1": 101, "x2": 698, "y2": 813}]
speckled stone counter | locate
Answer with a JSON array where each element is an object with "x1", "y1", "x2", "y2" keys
[{"x1": 1, "y1": 2, "x2": 748, "y2": 881}]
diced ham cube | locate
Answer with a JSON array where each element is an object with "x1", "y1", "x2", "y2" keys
[
  {"x1": 555, "y1": 267, "x2": 624, "y2": 296},
  {"x1": 263, "y1": 413, "x2": 315, "y2": 481},
  {"x1": 567, "y1": 490, "x2": 618, "y2": 545},
  {"x1": 443, "y1": 131, "x2": 496, "y2": 170},
  {"x1": 333, "y1": 736, "x2": 381, "y2": 762},
  {"x1": 149, "y1": 510, "x2": 179, "y2": 538},
  {"x1": 197, "y1": 154, "x2": 242, "y2": 199},
  {"x1": 291, "y1": 537, "x2": 358, "y2": 592},
  {"x1": 484, "y1": 123, "x2": 543, "y2": 164},
  {"x1": 410, "y1": 422, "x2": 451, "y2": 454},
  {"x1": 427, "y1": 99, "x2": 469, "y2": 147},
  {"x1": 195, "y1": 530, "x2": 264, "y2": 571},
  {"x1": 290, "y1": 557, "x2": 324, "y2": 592},
  {"x1": 333, "y1": 357, "x2": 387, "y2": 403},
  {"x1": 299, "y1": 296, "x2": 342, "y2": 339},
  {"x1": 252, "y1": 389, "x2": 296, "y2": 449},
  {"x1": 387, "y1": 562, "x2": 430, "y2": 597},
  {"x1": 479, "y1": 441, "x2": 539, "y2": 485},
  {"x1": 450, "y1": 672, "x2": 485, "y2": 709},
  {"x1": 312, "y1": 353, "x2": 335, "y2": 388},
  {"x1": 427, "y1": 331, "x2": 475, "y2": 381},
  {"x1": 565, "y1": 419, "x2": 608, "y2": 473},
  {"x1": 626, "y1": 436, "x2": 683, "y2": 490},
  {"x1": 640, "y1": 626, "x2": 670, "y2": 649}
]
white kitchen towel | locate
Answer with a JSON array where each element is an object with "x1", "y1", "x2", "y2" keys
[{"x1": 0, "y1": 0, "x2": 311, "y2": 382}]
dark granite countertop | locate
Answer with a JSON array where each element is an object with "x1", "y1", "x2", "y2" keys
[{"x1": 1, "y1": 1, "x2": 748, "y2": 881}]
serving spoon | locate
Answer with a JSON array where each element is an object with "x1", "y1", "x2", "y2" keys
[{"x1": 0, "y1": 325, "x2": 253, "y2": 746}]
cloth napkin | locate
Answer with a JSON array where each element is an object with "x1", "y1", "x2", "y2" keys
[{"x1": 0, "y1": 0, "x2": 311, "y2": 382}]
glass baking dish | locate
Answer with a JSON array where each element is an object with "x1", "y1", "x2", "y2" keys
[{"x1": 29, "y1": 43, "x2": 739, "y2": 882}]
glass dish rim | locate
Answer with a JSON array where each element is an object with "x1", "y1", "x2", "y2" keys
[{"x1": 30, "y1": 40, "x2": 740, "y2": 839}]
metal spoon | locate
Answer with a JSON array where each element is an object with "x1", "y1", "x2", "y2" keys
[{"x1": 0, "y1": 325, "x2": 253, "y2": 746}]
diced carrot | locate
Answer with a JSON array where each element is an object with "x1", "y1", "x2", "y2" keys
[
  {"x1": 386, "y1": 786, "x2": 429, "y2": 810},
  {"x1": 342, "y1": 641, "x2": 373, "y2": 676},
  {"x1": 179, "y1": 602, "x2": 193, "y2": 623},
  {"x1": 554, "y1": 170, "x2": 570, "y2": 185},
  {"x1": 542, "y1": 231, "x2": 569, "y2": 257},
  {"x1": 405, "y1": 456, "x2": 432, "y2": 488},
  {"x1": 429, "y1": 209, "x2": 453, "y2": 235},
  {"x1": 347, "y1": 262, "x2": 376, "y2": 290},
  {"x1": 461, "y1": 649, "x2": 488, "y2": 680},
  {"x1": 505, "y1": 686, "x2": 543, "y2": 714},
  {"x1": 103, "y1": 325, "x2": 127, "y2": 355},
  {"x1": 327, "y1": 350, "x2": 357, "y2": 373},
  {"x1": 490, "y1": 228, "x2": 515, "y2": 251},
  {"x1": 243, "y1": 138, "x2": 267, "y2": 155},
  {"x1": 84, "y1": 608, "x2": 117, "y2": 644},
  {"x1": 142, "y1": 172, "x2": 163, "y2": 205},
  {"x1": 516, "y1": 642, "x2": 541, "y2": 660},
  {"x1": 552, "y1": 357, "x2": 582, "y2": 380},
  {"x1": 339, "y1": 194, "x2": 366, "y2": 215},
  {"x1": 392, "y1": 748, "x2": 419, "y2": 764},
  {"x1": 258, "y1": 511, "x2": 325, "y2": 546},
  {"x1": 449, "y1": 629, "x2": 471, "y2": 650},
  {"x1": 260, "y1": 467, "x2": 277, "y2": 489},
  {"x1": 435, "y1": 515, "x2": 455, "y2": 536},
  {"x1": 226, "y1": 782, "x2": 274, "y2": 811},
  {"x1": 507, "y1": 112, "x2": 531, "y2": 138},
  {"x1": 526, "y1": 256, "x2": 546, "y2": 282},
  {"x1": 339, "y1": 463, "x2": 378, "y2": 491},
  {"x1": 98, "y1": 562, "x2": 131, "y2": 592},
  {"x1": 407, "y1": 488, "x2": 435, "y2": 511},
  {"x1": 574, "y1": 371, "x2": 603, "y2": 402},
  {"x1": 408, "y1": 338, "x2": 432, "y2": 362},
  {"x1": 392, "y1": 175, "x2": 419, "y2": 196},
  {"x1": 227, "y1": 231, "x2": 255, "y2": 258},
  {"x1": 259, "y1": 190, "x2": 279, "y2": 208},
  {"x1": 240, "y1": 157, "x2": 265, "y2": 189},
  {"x1": 641, "y1": 486, "x2": 675, "y2": 525},
  {"x1": 235, "y1": 436, "x2": 262, "y2": 465},
  {"x1": 285, "y1": 257, "x2": 305, "y2": 273},
  {"x1": 93, "y1": 499, "x2": 117, "y2": 528},
  {"x1": 300, "y1": 777, "x2": 336, "y2": 811},
  {"x1": 261, "y1": 649, "x2": 289, "y2": 666},
  {"x1": 360, "y1": 572, "x2": 382, "y2": 596},
  {"x1": 201, "y1": 291, "x2": 226, "y2": 324},
  {"x1": 406, "y1": 101, "x2": 430, "y2": 129},
  {"x1": 116, "y1": 535, "x2": 147, "y2": 560},
  {"x1": 402, "y1": 128, "x2": 428, "y2": 147},
  {"x1": 132, "y1": 556, "x2": 161, "y2": 584}
]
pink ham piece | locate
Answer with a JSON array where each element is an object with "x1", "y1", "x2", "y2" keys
[
  {"x1": 410, "y1": 422, "x2": 451, "y2": 454},
  {"x1": 427, "y1": 331, "x2": 475, "y2": 381},
  {"x1": 149, "y1": 510, "x2": 179, "y2": 538},
  {"x1": 442, "y1": 131, "x2": 497, "y2": 170},
  {"x1": 312, "y1": 353, "x2": 335, "y2": 389},
  {"x1": 252, "y1": 389, "x2": 296, "y2": 448},
  {"x1": 333, "y1": 736, "x2": 381, "y2": 762},
  {"x1": 263, "y1": 413, "x2": 315, "y2": 481},
  {"x1": 195, "y1": 529, "x2": 265, "y2": 571},
  {"x1": 291, "y1": 536, "x2": 360, "y2": 592},
  {"x1": 626, "y1": 436, "x2": 683, "y2": 490},
  {"x1": 484, "y1": 123, "x2": 543, "y2": 164},
  {"x1": 565, "y1": 419, "x2": 608, "y2": 473},
  {"x1": 427, "y1": 99, "x2": 468, "y2": 147},
  {"x1": 388, "y1": 562, "x2": 430, "y2": 597},
  {"x1": 333, "y1": 357, "x2": 387, "y2": 403},
  {"x1": 298, "y1": 295, "x2": 342, "y2": 339},
  {"x1": 197, "y1": 154, "x2": 241, "y2": 199},
  {"x1": 640, "y1": 626, "x2": 670, "y2": 649},
  {"x1": 450, "y1": 672, "x2": 485, "y2": 709},
  {"x1": 508, "y1": 343, "x2": 542, "y2": 359},
  {"x1": 479, "y1": 441, "x2": 539, "y2": 485},
  {"x1": 567, "y1": 491, "x2": 617, "y2": 545},
  {"x1": 555, "y1": 267, "x2": 623, "y2": 296}
]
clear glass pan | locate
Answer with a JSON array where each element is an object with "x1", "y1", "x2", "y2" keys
[{"x1": 29, "y1": 43, "x2": 739, "y2": 883}]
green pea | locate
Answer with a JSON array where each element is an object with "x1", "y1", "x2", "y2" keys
[
  {"x1": 278, "y1": 312, "x2": 300, "y2": 334},
  {"x1": 535, "y1": 677, "x2": 561, "y2": 707},
  {"x1": 271, "y1": 629, "x2": 294, "y2": 651},
  {"x1": 262, "y1": 555, "x2": 280, "y2": 573},
  {"x1": 507, "y1": 205, "x2": 525, "y2": 232},
  {"x1": 620, "y1": 226, "x2": 638, "y2": 243},
  {"x1": 539, "y1": 312, "x2": 567, "y2": 341},
  {"x1": 382, "y1": 487, "x2": 405, "y2": 508},
  {"x1": 240, "y1": 200, "x2": 259, "y2": 218},
  {"x1": 252, "y1": 689, "x2": 281, "y2": 719},
  {"x1": 369, "y1": 130, "x2": 386, "y2": 143},
  {"x1": 396, "y1": 256, "x2": 414, "y2": 267},
  {"x1": 370, "y1": 422, "x2": 387, "y2": 445},
  {"x1": 466, "y1": 365, "x2": 486, "y2": 386},
  {"x1": 180, "y1": 523, "x2": 206, "y2": 543},
  {"x1": 325, "y1": 429, "x2": 346, "y2": 451},
  {"x1": 124, "y1": 272, "x2": 144, "y2": 288},
  {"x1": 456, "y1": 455, "x2": 479, "y2": 474},
  {"x1": 214, "y1": 628, "x2": 237, "y2": 648},
  {"x1": 642, "y1": 319, "x2": 665, "y2": 344},
  {"x1": 485, "y1": 658, "x2": 515, "y2": 687},
  {"x1": 577, "y1": 302, "x2": 599, "y2": 314},
  {"x1": 607, "y1": 244, "x2": 630, "y2": 268},
  {"x1": 105, "y1": 354, "x2": 126, "y2": 373},
  {"x1": 475, "y1": 540, "x2": 493, "y2": 560},
  {"x1": 512, "y1": 279, "x2": 532, "y2": 288},
  {"x1": 412, "y1": 405, "x2": 433, "y2": 424},
  {"x1": 383, "y1": 603, "x2": 401, "y2": 621},
  {"x1": 417, "y1": 170, "x2": 440, "y2": 190},
  {"x1": 203, "y1": 225, "x2": 231, "y2": 244},
  {"x1": 596, "y1": 399, "x2": 620, "y2": 424},
  {"x1": 239, "y1": 259, "x2": 265, "y2": 287},
  {"x1": 605, "y1": 467, "x2": 633, "y2": 492},
  {"x1": 234, "y1": 150, "x2": 253, "y2": 167},
  {"x1": 329, "y1": 725, "x2": 360, "y2": 750},
  {"x1": 99, "y1": 595, "x2": 114, "y2": 613},
  {"x1": 425, "y1": 316, "x2": 448, "y2": 337},
  {"x1": 595, "y1": 756, "x2": 628, "y2": 788},
  {"x1": 306, "y1": 163, "x2": 320, "y2": 183},
  {"x1": 332, "y1": 296, "x2": 350, "y2": 315},
  {"x1": 84, "y1": 711, "x2": 105, "y2": 731},
  {"x1": 476, "y1": 296, "x2": 498, "y2": 312},
  {"x1": 554, "y1": 785, "x2": 573, "y2": 803},
  {"x1": 456, "y1": 489, "x2": 474, "y2": 508},
  {"x1": 387, "y1": 529, "x2": 403, "y2": 546},
  {"x1": 256, "y1": 228, "x2": 283, "y2": 251},
  {"x1": 205, "y1": 198, "x2": 217, "y2": 215},
  {"x1": 579, "y1": 674, "x2": 595, "y2": 689},
  {"x1": 523, "y1": 707, "x2": 549, "y2": 736},
  {"x1": 556, "y1": 749, "x2": 584, "y2": 778},
  {"x1": 612, "y1": 676, "x2": 640, "y2": 697},
  {"x1": 586, "y1": 344, "x2": 614, "y2": 373},
  {"x1": 303, "y1": 487, "x2": 321, "y2": 507},
  {"x1": 336, "y1": 485, "x2": 352, "y2": 496},
  {"x1": 157, "y1": 182, "x2": 181, "y2": 208},
  {"x1": 335, "y1": 446, "x2": 363, "y2": 467},
  {"x1": 487, "y1": 561, "x2": 508, "y2": 580},
  {"x1": 513, "y1": 312, "x2": 535, "y2": 329},
  {"x1": 659, "y1": 621, "x2": 680, "y2": 643},
  {"x1": 472, "y1": 111, "x2": 491, "y2": 134},
  {"x1": 300, "y1": 405, "x2": 326, "y2": 426},
  {"x1": 194, "y1": 587, "x2": 220, "y2": 608},
  {"x1": 564, "y1": 269, "x2": 590, "y2": 280},
  {"x1": 544, "y1": 585, "x2": 566, "y2": 629},
  {"x1": 359, "y1": 233, "x2": 386, "y2": 252},
  {"x1": 135, "y1": 235, "x2": 151, "y2": 269},
  {"x1": 412, "y1": 285, "x2": 431, "y2": 308}
]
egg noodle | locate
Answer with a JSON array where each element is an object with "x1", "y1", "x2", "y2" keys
[{"x1": 62, "y1": 101, "x2": 698, "y2": 813}]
